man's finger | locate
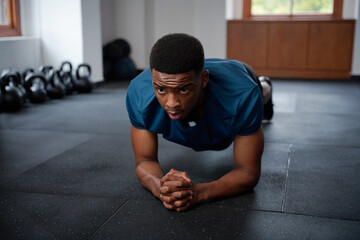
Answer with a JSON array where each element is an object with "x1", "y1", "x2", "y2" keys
[
  {"x1": 174, "y1": 199, "x2": 187, "y2": 208},
  {"x1": 162, "y1": 179, "x2": 192, "y2": 189},
  {"x1": 175, "y1": 202, "x2": 191, "y2": 212},
  {"x1": 162, "y1": 168, "x2": 177, "y2": 179},
  {"x1": 172, "y1": 171, "x2": 191, "y2": 182},
  {"x1": 163, "y1": 201, "x2": 175, "y2": 210},
  {"x1": 160, "y1": 185, "x2": 184, "y2": 194},
  {"x1": 160, "y1": 194, "x2": 176, "y2": 203},
  {"x1": 161, "y1": 177, "x2": 192, "y2": 188},
  {"x1": 160, "y1": 174, "x2": 184, "y2": 184},
  {"x1": 174, "y1": 194, "x2": 193, "y2": 207},
  {"x1": 171, "y1": 190, "x2": 193, "y2": 199},
  {"x1": 161, "y1": 169, "x2": 192, "y2": 184},
  {"x1": 160, "y1": 185, "x2": 193, "y2": 195},
  {"x1": 161, "y1": 179, "x2": 183, "y2": 187}
]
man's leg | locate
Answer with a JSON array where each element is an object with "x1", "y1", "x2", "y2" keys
[
  {"x1": 259, "y1": 76, "x2": 273, "y2": 121},
  {"x1": 241, "y1": 62, "x2": 274, "y2": 121}
]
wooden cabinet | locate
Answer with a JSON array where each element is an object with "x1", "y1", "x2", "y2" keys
[
  {"x1": 227, "y1": 20, "x2": 355, "y2": 79},
  {"x1": 308, "y1": 23, "x2": 355, "y2": 71},
  {"x1": 227, "y1": 22, "x2": 268, "y2": 68},
  {"x1": 268, "y1": 23, "x2": 308, "y2": 70}
]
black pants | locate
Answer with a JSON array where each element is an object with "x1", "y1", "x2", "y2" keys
[{"x1": 241, "y1": 62, "x2": 263, "y2": 96}]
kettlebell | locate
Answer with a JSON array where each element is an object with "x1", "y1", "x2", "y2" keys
[
  {"x1": 0, "y1": 90, "x2": 3, "y2": 113},
  {"x1": 59, "y1": 61, "x2": 74, "y2": 95},
  {"x1": 24, "y1": 73, "x2": 48, "y2": 103},
  {"x1": 75, "y1": 63, "x2": 94, "y2": 93},
  {"x1": 39, "y1": 65, "x2": 53, "y2": 78},
  {"x1": 0, "y1": 71, "x2": 26, "y2": 111},
  {"x1": 22, "y1": 68, "x2": 35, "y2": 80},
  {"x1": 14, "y1": 69, "x2": 27, "y2": 101},
  {"x1": 46, "y1": 69, "x2": 66, "y2": 99},
  {"x1": 2, "y1": 68, "x2": 27, "y2": 104}
]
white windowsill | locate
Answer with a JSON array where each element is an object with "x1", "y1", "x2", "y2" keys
[{"x1": 0, "y1": 36, "x2": 39, "y2": 42}]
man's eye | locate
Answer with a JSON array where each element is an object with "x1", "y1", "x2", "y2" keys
[
  {"x1": 180, "y1": 88, "x2": 188, "y2": 94},
  {"x1": 157, "y1": 88, "x2": 165, "y2": 94}
]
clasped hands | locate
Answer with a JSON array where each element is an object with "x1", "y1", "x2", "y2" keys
[{"x1": 159, "y1": 169, "x2": 195, "y2": 212}]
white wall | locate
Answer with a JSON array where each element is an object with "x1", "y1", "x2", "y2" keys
[
  {"x1": 194, "y1": 0, "x2": 226, "y2": 59},
  {"x1": 351, "y1": 0, "x2": 360, "y2": 75},
  {"x1": 113, "y1": 0, "x2": 147, "y2": 69},
  {"x1": 150, "y1": 0, "x2": 226, "y2": 63},
  {"x1": 20, "y1": 0, "x2": 41, "y2": 37},
  {"x1": 343, "y1": 0, "x2": 358, "y2": 19},
  {"x1": 38, "y1": 0, "x2": 83, "y2": 70},
  {"x1": 100, "y1": 0, "x2": 115, "y2": 46},
  {"x1": 81, "y1": 0, "x2": 103, "y2": 81}
]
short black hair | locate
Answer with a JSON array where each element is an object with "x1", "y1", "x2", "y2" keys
[{"x1": 150, "y1": 33, "x2": 204, "y2": 74}]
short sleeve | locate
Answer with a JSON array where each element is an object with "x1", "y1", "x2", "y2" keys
[
  {"x1": 126, "y1": 83, "x2": 146, "y2": 129},
  {"x1": 232, "y1": 86, "x2": 263, "y2": 136}
]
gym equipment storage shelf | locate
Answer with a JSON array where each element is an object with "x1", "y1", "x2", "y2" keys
[{"x1": 227, "y1": 19, "x2": 356, "y2": 80}]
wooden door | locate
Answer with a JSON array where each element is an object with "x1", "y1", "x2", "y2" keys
[
  {"x1": 227, "y1": 21, "x2": 268, "y2": 68},
  {"x1": 268, "y1": 22, "x2": 308, "y2": 70}
]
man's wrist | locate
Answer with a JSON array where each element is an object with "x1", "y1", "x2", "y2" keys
[
  {"x1": 193, "y1": 183, "x2": 211, "y2": 203},
  {"x1": 151, "y1": 177, "x2": 161, "y2": 198}
]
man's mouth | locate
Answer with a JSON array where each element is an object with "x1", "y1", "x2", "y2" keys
[{"x1": 167, "y1": 111, "x2": 182, "y2": 120}]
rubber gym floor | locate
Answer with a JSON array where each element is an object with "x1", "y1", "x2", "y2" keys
[{"x1": 0, "y1": 79, "x2": 359, "y2": 239}]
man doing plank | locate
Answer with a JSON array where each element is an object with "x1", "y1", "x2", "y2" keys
[{"x1": 126, "y1": 33, "x2": 273, "y2": 211}]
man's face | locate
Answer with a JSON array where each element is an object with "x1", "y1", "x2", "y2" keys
[{"x1": 151, "y1": 69, "x2": 208, "y2": 121}]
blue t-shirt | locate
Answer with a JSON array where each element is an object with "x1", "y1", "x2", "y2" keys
[{"x1": 126, "y1": 59, "x2": 263, "y2": 151}]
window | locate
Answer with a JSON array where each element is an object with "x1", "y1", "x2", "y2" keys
[
  {"x1": 0, "y1": 0, "x2": 21, "y2": 37},
  {"x1": 243, "y1": 0, "x2": 343, "y2": 19}
]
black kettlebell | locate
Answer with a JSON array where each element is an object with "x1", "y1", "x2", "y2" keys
[
  {"x1": 0, "y1": 71, "x2": 26, "y2": 111},
  {"x1": 46, "y1": 69, "x2": 66, "y2": 99},
  {"x1": 14, "y1": 70, "x2": 27, "y2": 101},
  {"x1": 39, "y1": 65, "x2": 53, "y2": 78},
  {"x1": 75, "y1": 63, "x2": 94, "y2": 93},
  {"x1": 2, "y1": 68, "x2": 27, "y2": 104},
  {"x1": 24, "y1": 73, "x2": 48, "y2": 103},
  {"x1": 0, "y1": 90, "x2": 3, "y2": 113},
  {"x1": 59, "y1": 61, "x2": 74, "y2": 95},
  {"x1": 22, "y1": 68, "x2": 35, "y2": 80}
]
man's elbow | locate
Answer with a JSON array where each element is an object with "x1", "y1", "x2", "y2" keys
[
  {"x1": 241, "y1": 170, "x2": 261, "y2": 192},
  {"x1": 247, "y1": 174, "x2": 260, "y2": 191}
]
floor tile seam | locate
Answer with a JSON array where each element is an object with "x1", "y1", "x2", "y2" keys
[
  {"x1": 88, "y1": 199, "x2": 129, "y2": 240},
  {"x1": 274, "y1": 91, "x2": 360, "y2": 96},
  {"x1": 0, "y1": 127, "x2": 127, "y2": 136},
  {"x1": 281, "y1": 144, "x2": 292, "y2": 212},
  {"x1": 251, "y1": 208, "x2": 360, "y2": 222},
  {"x1": 0, "y1": 189, "x2": 127, "y2": 200},
  {"x1": 292, "y1": 111, "x2": 360, "y2": 117},
  {"x1": 273, "y1": 111, "x2": 360, "y2": 118},
  {"x1": 0, "y1": 127, "x2": 98, "y2": 136},
  {"x1": 264, "y1": 140, "x2": 360, "y2": 149}
]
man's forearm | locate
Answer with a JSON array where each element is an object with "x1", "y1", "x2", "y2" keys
[
  {"x1": 193, "y1": 168, "x2": 259, "y2": 203},
  {"x1": 136, "y1": 160, "x2": 163, "y2": 198}
]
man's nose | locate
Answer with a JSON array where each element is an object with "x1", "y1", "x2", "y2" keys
[{"x1": 166, "y1": 93, "x2": 180, "y2": 109}]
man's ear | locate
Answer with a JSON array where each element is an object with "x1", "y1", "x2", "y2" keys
[{"x1": 201, "y1": 70, "x2": 209, "y2": 88}]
